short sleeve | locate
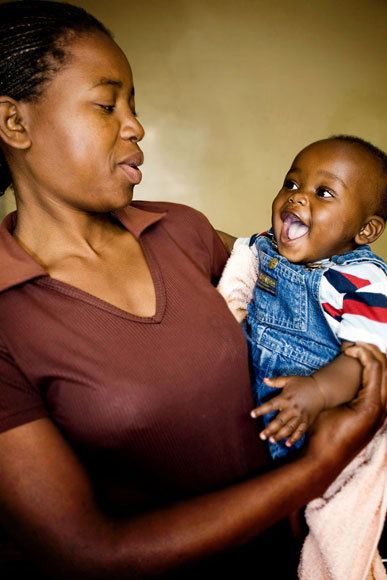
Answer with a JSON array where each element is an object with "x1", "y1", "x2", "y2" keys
[
  {"x1": 0, "y1": 340, "x2": 48, "y2": 434},
  {"x1": 320, "y1": 263, "x2": 387, "y2": 353}
]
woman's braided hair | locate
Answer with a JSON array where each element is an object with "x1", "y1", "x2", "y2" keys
[{"x1": 0, "y1": 0, "x2": 112, "y2": 195}]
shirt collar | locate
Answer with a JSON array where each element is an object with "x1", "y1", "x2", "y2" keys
[
  {"x1": 0, "y1": 204, "x2": 167, "y2": 293},
  {"x1": 113, "y1": 204, "x2": 166, "y2": 239}
]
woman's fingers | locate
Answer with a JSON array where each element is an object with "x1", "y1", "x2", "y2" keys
[
  {"x1": 345, "y1": 342, "x2": 387, "y2": 419},
  {"x1": 307, "y1": 343, "x2": 387, "y2": 473}
]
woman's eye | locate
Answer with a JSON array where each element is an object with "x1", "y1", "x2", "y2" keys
[
  {"x1": 284, "y1": 179, "x2": 298, "y2": 190},
  {"x1": 99, "y1": 104, "x2": 115, "y2": 113},
  {"x1": 316, "y1": 187, "x2": 333, "y2": 198}
]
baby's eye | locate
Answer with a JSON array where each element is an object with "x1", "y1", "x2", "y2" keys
[
  {"x1": 316, "y1": 187, "x2": 333, "y2": 198},
  {"x1": 284, "y1": 179, "x2": 298, "y2": 190}
]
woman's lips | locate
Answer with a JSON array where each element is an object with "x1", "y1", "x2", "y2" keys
[
  {"x1": 281, "y1": 212, "x2": 309, "y2": 242},
  {"x1": 118, "y1": 151, "x2": 144, "y2": 185},
  {"x1": 118, "y1": 162, "x2": 143, "y2": 185}
]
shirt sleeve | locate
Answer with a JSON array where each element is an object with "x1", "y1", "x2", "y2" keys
[
  {"x1": 0, "y1": 340, "x2": 48, "y2": 434},
  {"x1": 320, "y1": 262, "x2": 387, "y2": 353}
]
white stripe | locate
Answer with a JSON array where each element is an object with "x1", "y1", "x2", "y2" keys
[{"x1": 338, "y1": 324, "x2": 387, "y2": 353}]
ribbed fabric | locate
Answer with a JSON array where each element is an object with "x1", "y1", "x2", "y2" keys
[{"x1": 0, "y1": 201, "x2": 270, "y2": 512}]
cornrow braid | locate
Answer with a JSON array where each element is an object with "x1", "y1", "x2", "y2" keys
[
  {"x1": 0, "y1": 0, "x2": 112, "y2": 195},
  {"x1": 330, "y1": 135, "x2": 387, "y2": 221}
]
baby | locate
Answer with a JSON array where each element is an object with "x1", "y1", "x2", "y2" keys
[{"x1": 218, "y1": 135, "x2": 387, "y2": 459}]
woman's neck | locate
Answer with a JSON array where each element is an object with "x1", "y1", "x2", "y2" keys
[{"x1": 13, "y1": 197, "x2": 126, "y2": 269}]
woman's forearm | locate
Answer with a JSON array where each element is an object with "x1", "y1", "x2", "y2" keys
[
  {"x1": 0, "y1": 420, "x2": 328, "y2": 580},
  {"x1": 0, "y1": 344, "x2": 384, "y2": 580},
  {"x1": 107, "y1": 454, "x2": 323, "y2": 578}
]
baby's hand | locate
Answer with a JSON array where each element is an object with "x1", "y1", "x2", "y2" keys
[{"x1": 250, "y1": 375, "x2": 326, "y2": 447}]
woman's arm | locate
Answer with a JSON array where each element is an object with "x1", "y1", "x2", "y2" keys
[{"x1": 0, "y1": 343, "x2": 384, "y2": 580}]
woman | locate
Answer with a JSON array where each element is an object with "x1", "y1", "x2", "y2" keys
[{"x1": 0, "y1": 2, "x2": 385, "y2": 578}]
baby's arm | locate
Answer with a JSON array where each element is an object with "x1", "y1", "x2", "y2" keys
[
  {"x1": 251, "y1": 343, "x2": 362, "y2": 447},
  {"x1": 217, "y1": 240, "x2": 258, "y2": 322}
]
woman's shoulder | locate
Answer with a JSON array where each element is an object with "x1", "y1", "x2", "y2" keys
[
  {"x1": 130, "y1": 199, "x2": 211, "y2": 226},
  {"x1": 130, "y1": 199, "x2": 219, "y2": 246},
  {"x1": 130, "y1": 200, "x2": 228, "y2": 278}
]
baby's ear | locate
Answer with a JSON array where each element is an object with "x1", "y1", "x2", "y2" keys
[
  {"x1": 0, "y1": 97, "x2": 31, "y2": 150},
  {"x1": 355, "y1": 216, "x2": 385, "y2": 245}
]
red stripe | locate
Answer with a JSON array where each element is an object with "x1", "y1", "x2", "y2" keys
[
  {"x1": 341, "y1": 272, "x2": 371, "y2": 289},
  {"x1": 344, "y1": 299, "x2": 387, "y2": 323},
  {"x1": 322, "y1": 302, "x2": 343, "y2": 318}
]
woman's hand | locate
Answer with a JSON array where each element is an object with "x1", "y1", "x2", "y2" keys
[{"x1": 304, "y1": 342, "x2": 386, "y2": 483}]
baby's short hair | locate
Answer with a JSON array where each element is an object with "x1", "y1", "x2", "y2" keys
[{"x1": 330, "y1": 135, "x2": 387, "y2": 221}]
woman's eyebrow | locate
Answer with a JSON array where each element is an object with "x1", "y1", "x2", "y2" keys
[
  {"x1": 90, "y1": 79, "x2": 135, "y2": 97},
  {"x1": 91, "y1": 78, "x2": 122, "y2": 89}
]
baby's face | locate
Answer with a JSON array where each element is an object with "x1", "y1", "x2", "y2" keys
[{"x1": 272, "y1": 140, "x2": 381, "y2": 264}]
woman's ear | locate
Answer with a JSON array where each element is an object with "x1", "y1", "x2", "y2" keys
[
  {"x1": 0, "y1": 97, "x2": 31, "y2": 150},
  {"x1": 355, "y1": 216, "x2": 385, "y2": 245}
]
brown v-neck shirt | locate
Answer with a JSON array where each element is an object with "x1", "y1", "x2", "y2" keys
[{"x1": 0, "y1": 201, "x2": 269, "y2": 511}]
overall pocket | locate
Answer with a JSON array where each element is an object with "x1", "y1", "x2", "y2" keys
[{"x1": 249, "y1": 254, "x2": 307, "y2": 332}]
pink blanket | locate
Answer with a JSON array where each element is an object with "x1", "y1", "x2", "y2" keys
[{"x1": 299, "y1": 421, "x2": 387, "y2": 580}]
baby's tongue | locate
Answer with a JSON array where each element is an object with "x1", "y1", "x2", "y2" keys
[{"x1": 284, "y1": 215, "x2": 309, "y2": 240}]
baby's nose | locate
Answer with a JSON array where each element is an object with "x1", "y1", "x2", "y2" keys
[{"x1": 288, "y1": 191, "x2": 307, "y2": 205}]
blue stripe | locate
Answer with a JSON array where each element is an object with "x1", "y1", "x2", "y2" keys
[
  {"x1": 249, "y1": 233, "x2": 259, "y2": 247},
  {"x1": 325, "y1": 269, "x2": 358, "y2": 293},
  {"x1": 344, "y1": 292, "x2": 387, "y2": 308},
  {"x1": 324, "y1": 310, "x2": 343, "y2": 322}
]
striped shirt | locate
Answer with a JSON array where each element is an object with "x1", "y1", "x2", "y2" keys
[
  {"x1": 320, "y1": 261, "x2": 387, "y2": 353},
  {"x1": 232, "y1": 237, "x2": 387, "y2": 353}
]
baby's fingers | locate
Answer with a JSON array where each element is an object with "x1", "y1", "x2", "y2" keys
[
  {"x1": 251, "y1": 399, "x2": 282, "y2": 419},
  {"x1": 285, "y1": 422, "x2": 308, "y2": 447},
  {"x1": 258, "y1": 410, "x2": 296, "y2": 441},
  {"x1": 263, "y1": 376, "x2": 290, "y2": 389},
  {"x1": 267, "y1": 416, "x2": 303, "y2": 444}
]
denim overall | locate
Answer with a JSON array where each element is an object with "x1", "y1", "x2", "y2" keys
[{"x1": 246, "y1": 231, "x2": 387, "y2": 460}]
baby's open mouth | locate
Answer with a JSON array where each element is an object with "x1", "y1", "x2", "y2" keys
[{"x1": 282, "y1": 213, "x2": 309, "y2": 240}]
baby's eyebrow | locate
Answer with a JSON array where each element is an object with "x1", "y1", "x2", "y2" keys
[{"x1": 317, "y1": 170, "x2": 347, "y2": 188}]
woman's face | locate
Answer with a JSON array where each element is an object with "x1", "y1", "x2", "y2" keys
[{"x1": 19, "y1": 32, "x2": 145, "y2": 213}]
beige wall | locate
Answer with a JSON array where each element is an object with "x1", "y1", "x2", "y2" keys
[{"x1": 1, "y1": 0, "x2": 387, "y2": 258}]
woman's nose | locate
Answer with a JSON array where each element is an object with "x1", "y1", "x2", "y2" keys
[{"x1": 121, "y1": 111, "x2": 145, "y2": 143}]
